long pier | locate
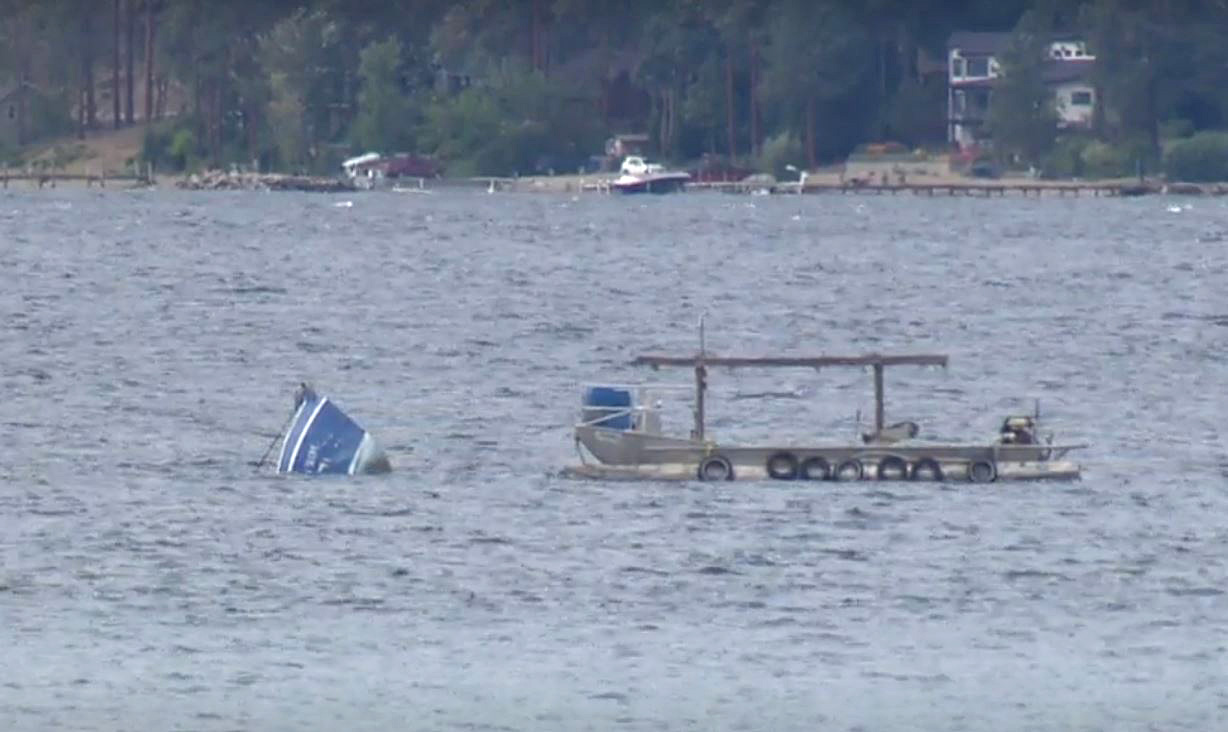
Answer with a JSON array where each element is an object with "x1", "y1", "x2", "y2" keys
[
  {"x1": 1, "y1": 171, "x2": 151, "y2": 189},
  {"x1": 688, "y1": 180, "x2": 1156, "y2": 197}
]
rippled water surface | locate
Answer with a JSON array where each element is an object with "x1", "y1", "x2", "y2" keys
[{"x1": 2, "y1": 188, "x2": 1226, "y2": 731}]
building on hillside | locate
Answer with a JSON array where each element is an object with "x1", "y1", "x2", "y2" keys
[
  {"x1": 0, "y1": 80, "x2": 51, "y2": 149},
  {"x1": 947, "y1": 31, "x2": 1096, "y2": 149},
  {"x1": 604, "y1": 133, "x2": 650, "y2": 159},
  {"x1": 0, "y1": 82, "x2": 27, "y2": 148}
]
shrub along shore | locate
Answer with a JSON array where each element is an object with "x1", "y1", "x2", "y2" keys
[{"x1": 167, "y1": 170, "x2": 1228, "y2": 195}]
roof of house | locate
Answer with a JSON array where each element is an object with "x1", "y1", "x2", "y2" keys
[
  {"x1": 948, "y1": 30, "x2": 1088, "y2": 55},
  {"x1": 948, "y1": 31, "x2": 1012, "y2": 55},
  {"x1": 947, "y1": 31, "x2": 1095, "y2": 85},
  {"x1": 1043, "y1": 59, "x2": 1094, "y2": 84},
  {"x1": 951, "y1": 61, "x2": 1093, "y2": 89}
]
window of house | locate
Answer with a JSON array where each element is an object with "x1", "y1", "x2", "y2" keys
[
  {"x1": 966, "y1": 57, "x2": 989, "y2": 77},
  {"x1": 969, "y1": 89, "x2": 991, "y2": 113},
  {"x1": 1071, "y1": 90, "x2": 1093, "y2": 106},
  {"x1": 952, "y1": 89, "x2": 966, "y2": 114},
  {"x1": 951, "y1": 57, "x2": 965, "y2": 79}
]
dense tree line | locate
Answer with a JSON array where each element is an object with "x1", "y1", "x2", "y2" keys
[{"x1": 4, "y1": 0, "x2": 1228, "y2": 178}]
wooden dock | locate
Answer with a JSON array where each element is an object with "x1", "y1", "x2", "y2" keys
[
  {"x1": 688, "y1": 179, "x2": 1156, "y2": 197},
  {"x1": 1, "y1": 170, "x2": 151, "y2": 189}
]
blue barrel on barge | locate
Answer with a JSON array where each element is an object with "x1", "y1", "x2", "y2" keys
[{"x1": 581, "y1": 386, "x2": 635, "y2": 430}]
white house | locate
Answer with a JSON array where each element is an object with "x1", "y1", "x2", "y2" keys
[{"x1": 947, "y1": 32, "x2": 1096, "y2": 149}]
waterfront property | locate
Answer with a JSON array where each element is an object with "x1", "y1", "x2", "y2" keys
[
  {"x1": 0, "y1": 79, "x2": 45, "y2": 148},
  {"x1": 947, "y1": 31, "x2": 1096, "y2": 149}
]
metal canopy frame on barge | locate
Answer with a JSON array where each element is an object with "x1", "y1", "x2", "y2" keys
[
  {"x1": 632, "y1": 352, "x2": 949, "y2": 444},
  {"x1": 567, "y1": 324, "x2": 1086, "y2": 483}
]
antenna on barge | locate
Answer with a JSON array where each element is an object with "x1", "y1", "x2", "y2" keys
[{"x1": 695, "y1": 314, "x2": 707, "y2": 441}]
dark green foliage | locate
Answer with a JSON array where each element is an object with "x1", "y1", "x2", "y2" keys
[
  {"x1": 882, "y1": 78, "x2": 947, "y2": 148},
  {"x1": 3, "y1": 0, "x2": 1228, "y2": 176},
  {"x1": 1080, "y1": 140, "x2": 1141, "y2": 178},
  {"x1": 987, "y1": 12, "x2": 1057, "y2": 167},
  {"x1": 1041, "y1": 135, "x2": 1146, "y2": 179},
  {"x1": 760, "y1": 0, "x2": 872, "y2": 166},
  {"x1": 420, "y1": 68, "x2": 604, "y2": 176},
  {"x1": 1159, "y1": 119, "x2": 1194, "y2": 141},
  {"x1": 28, "y1": 90, "x2": 75, "y2": 140},
  {"x1": 1041, "y1": 135, "x2": 1087, "y2": 178},
  {"x1": 755, "y1": 131, "x2": 802, "y2": 179},
  {"x1": 1165, "y1": 132, "x2": 1228, "y2": 182},
  {"x1": 352, "y1": 37, "x2": 413, "y2": 154},
  {"x1": 141, "y1": 120, "x2": 199, "y2": 172}
]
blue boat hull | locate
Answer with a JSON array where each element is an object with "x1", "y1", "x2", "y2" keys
[{"x1": 276, "y1": 387, "x2": 390, "y2": 475}]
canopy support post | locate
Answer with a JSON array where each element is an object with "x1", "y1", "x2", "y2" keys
[
  {"x1": 694, "y1": 313, "x2": 707, "y2": 440},
  {"x1": 873, "y1": 363, "x2": 885, "y2": 434},
  {"x1": 694, "y1": 362, "x2": 706, "y2": 441}
]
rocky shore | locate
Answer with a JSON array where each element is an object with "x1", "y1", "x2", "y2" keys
[
  {"x1": 163, "y1": 168, "x2": 1228, "y2": 197},
  {"x1": 175, "y1": 170, "x2": 354, "y2": 192}
]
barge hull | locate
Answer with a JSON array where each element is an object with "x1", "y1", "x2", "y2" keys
[
  {"x1": 576, "y1": 426, "x2": 1065, "y2": 465},
  {"x1": 562, "y1": 460, "x2": 1081, "y2": 482}
]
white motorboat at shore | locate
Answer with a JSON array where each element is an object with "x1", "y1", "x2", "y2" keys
[{"x1": 610, "y1": 155, "x2": 691, "y2": 194}]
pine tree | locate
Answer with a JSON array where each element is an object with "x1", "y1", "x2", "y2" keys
[{"x1": 987, "y1": 12, "x2": 1057, "y2": 167}]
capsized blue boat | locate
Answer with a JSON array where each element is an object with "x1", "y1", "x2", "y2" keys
[{"x1": 276, "y1": 384, "x2": 391, "y2": 475}]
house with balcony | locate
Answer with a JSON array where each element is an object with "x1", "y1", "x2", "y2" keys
[
  {"x1": 0, "y1": 80, "x2": 31, "y2": 148},
  {"x1": 948, "y1": 31, "x2": 1096, "y2": 149}
]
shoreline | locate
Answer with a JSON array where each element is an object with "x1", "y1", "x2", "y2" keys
[{"x1": 3, "y1": 168, "x2": 1224, "y2": 197}]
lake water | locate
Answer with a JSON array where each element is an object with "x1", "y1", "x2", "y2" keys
[{"x1": 1, "y1": 187, "x2": 1225, "y2": 731}]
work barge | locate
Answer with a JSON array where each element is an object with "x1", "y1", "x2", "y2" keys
[{"x1": 564, "y1": 341, "x2": 1085, "y2": 483}]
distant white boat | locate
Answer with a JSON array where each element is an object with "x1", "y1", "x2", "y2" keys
[
  {"x1": 611, "y1": 155, "x2": 691, "y2": 194},
  {"x1": 341, "y1": 152, "x2": 381, "y2": 179},
  {"x1": 611, "y1": 171, "x2": 691, "y2": 194}
]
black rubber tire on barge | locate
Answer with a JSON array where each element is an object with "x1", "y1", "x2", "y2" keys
[
  {"x1": 876, "y1": 455, "x2": 909, "y2": 481},
  {"x1": 698, "y1": 455, "x2": 735, "y2": 481},
  {"x1": 909, "y1": 457, "x2": 944, "y2": 481},
  {"x1": 766, "y1": 452, "x2": 799, "y2": 480},
  {"x1": 967, "y1": 460, "x2": 997, "y2": 483},
  {"x1": 834, "y1": 459, "x2": 864, "y2": 481},
  {"x1": 798, "y1": 456, "x2": 831, "y2": 481}
]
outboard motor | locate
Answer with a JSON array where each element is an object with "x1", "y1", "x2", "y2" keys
[{"x1": 999, "y1": 416, "x2": 1037, "y2": 445}]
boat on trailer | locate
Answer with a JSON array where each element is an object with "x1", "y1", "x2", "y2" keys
[{"x1": 563, "y1": 334, "x2": 1085, "y2": 483}]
